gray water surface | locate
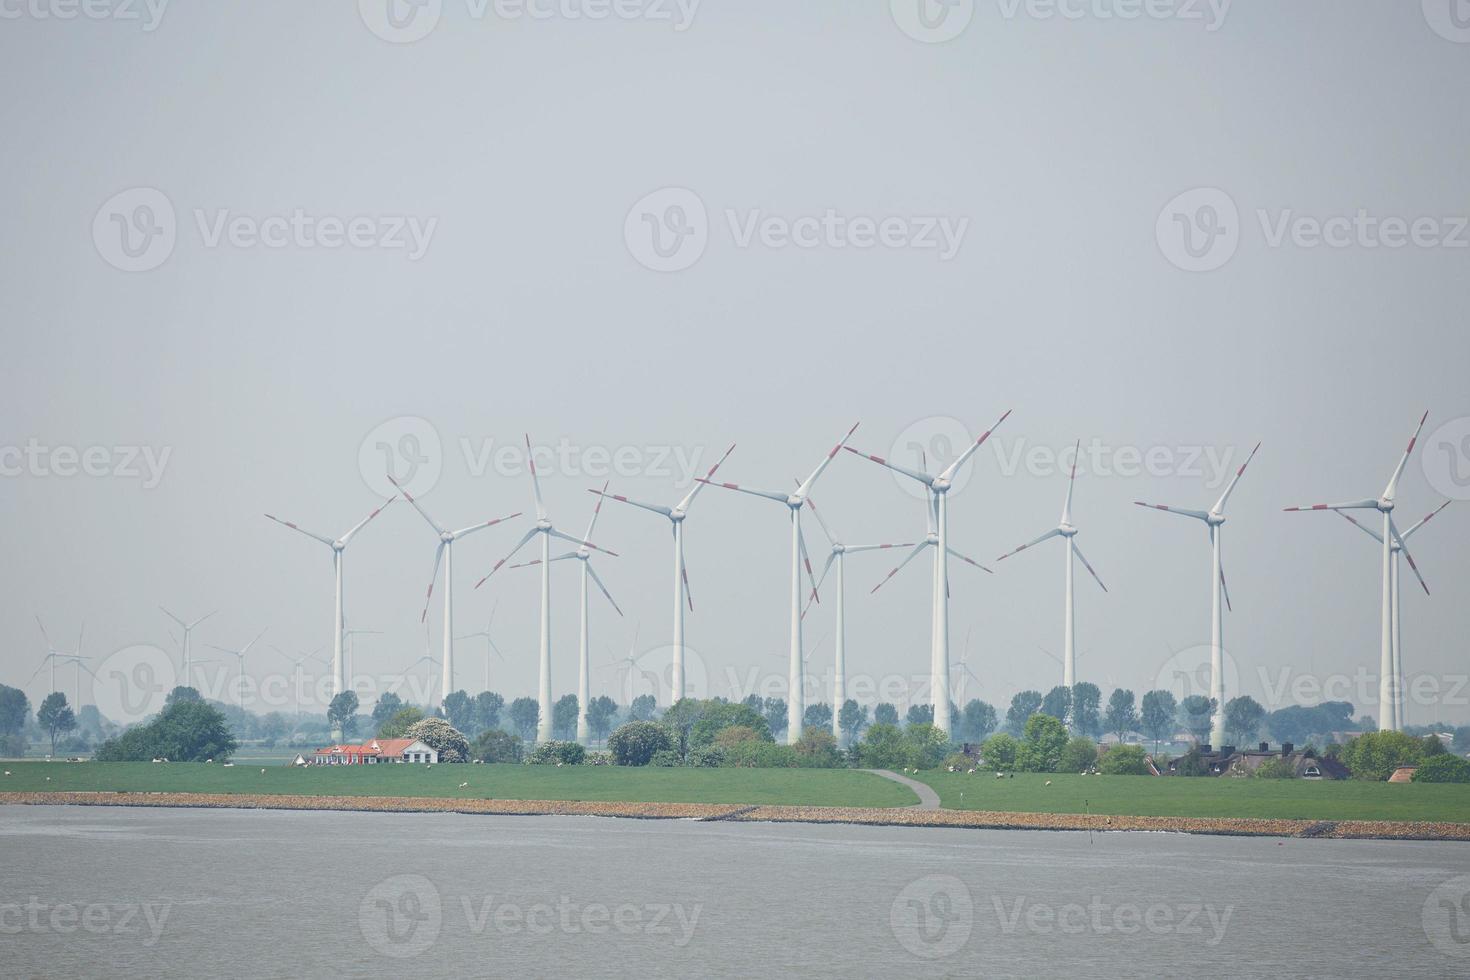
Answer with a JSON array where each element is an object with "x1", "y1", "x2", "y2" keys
[{"x1": 2, "y1": 805, "x2": 1468, "y2": 978}]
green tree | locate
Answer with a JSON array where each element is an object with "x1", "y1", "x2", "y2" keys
[
  {"x1": 328, "y1": 690, "x2": 360, "y2": 739},
  {"x1": 1179, "y1": 695, "x2": 1216, "y2": 744},
  {"x1": 552, "y1": 694, "x2": 579, "y2": 741},
  {"x1": 803, "y1": 702, "x2": 833, "y2": 733},
  {"x1": 981, "y1": 732, "x2": 1019, "y2": 770},
  {"x1": 1099, "y1": 745, "x2": 1151, "y2": 775},
  {"x1": 1070, "y1": 683, "x2": 1102, "y2": 737},
  {"x1": 164, "y1": 686, "x2": 202, "y2": 708},
  {"x1": 958, "y1": 700, "x2": 997, "y2": 743},
  {"x1": 794, "y1": 727, "x2": 842, "y2": 767},
  {"x1": 837, "y1": 699, "x2": 868, "y2": 744},
  {"x1": 378, "y1": 706, "x2": 425, "y2": 738},
  {"x1": 471, "y1": 728, "x2": 523, "y2": 764},
  {"x1": 856, "y1": 723, "x2": 906, "y2": 769},
  {"x1": 37, "y1": 693, "x2": 76, "y2": 755},
  {"x1": 442, "y1": 690, "x2": 476, "y2": 734},
  {"x1": 1412, "y1": 755, "x2": 1470, "y2": 783},
  {"x1": 474, "y1": 691, "x2": 505, "y2": 733},
  {"x1": 608, "y1": 720, "x2": 672, "y2": 766},
  {"x1": 906, "y1": 703, "x2": 934, "y2": 727},
  {"x1": 1006, "y1": 690, "x2": 1042, "y2": 733},
  {"x1": 1104, "y1": 689, "x2": 1139, "y2": 741},
  {"x1": 94, "y1": 699, "x2": 238, "y2": 762},
  {"x1": 1060, "y1": 736, "x2": 1098, "y2": 773},
  {"x1": 762, "y1": 697, "x2": 788, "y2": 738},
  {"x1": 901, "y1": 723, "x2": 950, "y2": 770},
  {"x1": 1340, "y1": 730, "x2": 1428, "y2": 780},
  {"x1": 873, "y1": 703, "x2": 900, "y2": 727},
  {"x1": 586, "y1": 696, "x2": 618, "y2": 744},
  {"x1": 1139, "y1": 690, "x2": 1177, "y2": 751},
  {"x1": 1017, "y1": 713, "x2": 1069, "y2": 773},
  {"x1": 1040, "y1": 686, "x2": 1072, "y2": 725},
  {"x1": 371, "y1": 692, "x2": 404, "y2": 729},
  {"x1": 1223, "y1": 696, "x2": 1266, "y2": 746},
  {"x1": 628, "y1": 694, "x2": 657, "y2": 722},
  {"x1": 404, "y1": 717, "x2": 470, "y2": 762},
  {"x1": 509, "y1": 697, "x2": 540, "y2": 741},
  {"x1": 689, "y1": 700, "x2": 770, "y2": 749},
  {"x1": 0, "y1": 685, "x2": 31, "y2": 736}
]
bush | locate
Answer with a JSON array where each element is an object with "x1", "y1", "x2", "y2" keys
[
  {"x1": 856, "y1": 723, "x2": 906, "y2": 769},
  {"x1": 1254, "y1": 757, "x2": 1296, "y2": 779},
  {"x1": 1099, "y1": 745, "x2": 1151, "y2": 775},
  {"x1": 1341, "y1": 730, "x2": 1427, "y2": 780},
  {"x1": 794, "y1": 728, "x2": 842, "y2": 768},
  {"x1": 608, "y1": 721, "x2": 672, "y2": 766},
  {"x1": 471, "y1": 729, "x2": 523, "y2": 764},
  {"x1": 981, "y1": 733, "x2": 1019, "y2": 770},
  {"x1": 686, "y1": 746, "x2": 724, "y2": 768},
  {"x1": 689, "y1": 702, "x2": 772, "y2": 749},
  {"x1": 1411, "y1": 755, "x2": 1470, "y2": 783},
  {"x1": 93, "y1": 700, "x2": 237, "y2": 763},
  {"x1": 902, "y1": 723, "x2": 951, "y2": 771},
  {"x1": 721, "y1": 741, "x2": 818, "y2": 768},
  {"x1": 1060, "y1": 737, "x2": 1099, "y2": 774},
  {"x1": 404, "y1": 717, "x2": 470, "y2": 763},
  {"x1": 714, "y1": 725, "x2": 762, "y2": 749},
  {"x1": 529, "y1": 740, "x2": 585, "y2": 765},
  {"x1": 941, "y1": 752, "x2": 973, "y2": 772},
  {"x1": 1016, "y1": 714, "x2": 1069, "y2": 773},
  {"x1": 649, "y1": 748, "x2": 682, "y2": 767}
]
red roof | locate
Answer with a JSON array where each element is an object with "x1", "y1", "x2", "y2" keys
[{"x1": 315, "y1": 738, "x2": 424, "y2": 758}]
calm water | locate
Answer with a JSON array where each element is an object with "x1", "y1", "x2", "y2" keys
[{"x1": 2, "y1": 805, "x2": 1469, "y2": 978}]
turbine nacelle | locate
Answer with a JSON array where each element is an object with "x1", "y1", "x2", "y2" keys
[
  {"x1": 1206, "y1": 512, "x2": 1225, "y2": 527},
  {"x1": 1058, "y1": 522, "x2": 1077, "y2": 537}
]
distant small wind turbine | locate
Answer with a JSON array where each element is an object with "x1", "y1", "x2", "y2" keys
[
  {"x1": 207, "y1": 628, "x2": 268, "y2": 715},
  {"x1": 159, "y1": 607, "x2": 216, "y2": 691}
]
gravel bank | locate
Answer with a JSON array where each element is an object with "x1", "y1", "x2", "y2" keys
[{"x1": 4, "y1": 792, "x2": 1467, "y2": 840}]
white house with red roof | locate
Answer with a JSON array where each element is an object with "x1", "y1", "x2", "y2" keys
[{"x1": 312, "y1": 737, "x2": 438, "y2": 765}]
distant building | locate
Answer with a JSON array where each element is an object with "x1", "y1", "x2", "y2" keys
[
  {"x1": 312, "y1": 738, "x2": 438, "y2": 765},
  {"x1": 1162, "y1": 742, "x2": 1347, "y2": 779},
  {"x1": 1387, "y1": 766, "x2": 1417, "y2": 783}
]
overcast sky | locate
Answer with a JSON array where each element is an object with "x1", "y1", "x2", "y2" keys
[{"x1": 2, "y1": 1, "x2": 1467, "y2": 725}]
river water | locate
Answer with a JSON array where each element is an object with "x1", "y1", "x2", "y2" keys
[{"x1": 2, "y1": 805, "x2": 1468, "y2": 978}]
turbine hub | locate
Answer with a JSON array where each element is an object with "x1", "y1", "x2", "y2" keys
[
  {"x1": 1378, "y1": 498, "x2": 1394, "y2": 512},
  {"x1": 1207, "y1": 513, "x2": 1225, "y2": 527},
  {"x1": 332, "y1": 541, "x2": 346, "y2": 552},
  {"x1": 1059, "y1": 523, "x2": 1077, "y2": 537},
  {"x1": 670, "y1": 510, "x2": 686, "y2": 523},
  {"x1": 440, "y1": 532, "x2": 453, "y2": 542},
  {"x1": 834, "y1": 543, "x2": 847, "y2": 554},
  {"x1": 926, "y1": 532, "x2": 939, "y2": 545},
  {"x1": 537, "y1": 519, "x2": 553, "y2": 530}
]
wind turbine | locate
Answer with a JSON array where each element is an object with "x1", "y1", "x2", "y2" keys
[
  {"x1": 265, "y1": 496, "x2": 395, "y2": 700},
  {"x1": 455, "y1": 602, "x2": 506, "y2": 693},
  {"x1": 159, "y1": 608, "x2": 215, "y2": 691},
  {"x1": 271, "y1": 644, "x2": 326, "y2": 722},
  {"x1": 1336, "y1": 501, "x2": 1450, "y2": 730},
  {"x1": 509, "y1": 483, "x2": 623, "y2": 745},
  {"x1": 844, "y1": 410, "x2": 1011, "y2": 735},
  {"x1": 799, "y1": 493, "x2": 914, "y2": 743},
  {"x1": 30, "y1": 617, "x2": 82, "y2": 697},
  {"x1": 390, "y1": 473, "x2": 519, "y2": 706},
  {"x1": 588, "y1": 442, "x2": 735, "y2": 705},
  {"x1": 1136, "y1": 440, "x2": 1261, "y2": 748},
  {"x1": 208, "y1": 628, "x2": 268, "y2": 716},
  {"x1": 995, "y1": 442, "x2": 1107, "y2": 691},
  {"x1": 475, "y1": 435, "x2": 616, "y2": 743},
  {"x1": 341, "y1": 624, "x2": 380, "y2": 692},
  {"x1": 699, "y1": 422, "x2": 859, "y2": 744},
  {"x1": 1285, "y1": 413, "x2": 1432, "y2": 733}
]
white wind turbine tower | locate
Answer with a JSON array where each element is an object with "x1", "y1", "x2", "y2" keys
[
  {"x1": 159, "y1": 608, "x2": 215, "y2": 691},
  {"x1": 509, "y1": 483, "x2": 624, "y2": 745},
  {"x1": 1136, "y1": 440, "x2": 1261, "y2": 748},
  {"x1": 265, "y1": 496, "x2": 395, "y2": 700},
  {"x1": 800, "y1": 494, "x2": 914, "y2": 743},
  {"x1": 1282, "y1": 410, "x2": 1433, "y2": 731},
  {"x1": 848, "y1": 410, "x2": 1010, "y2": 735},
  {"x1": 1337, "y1": 500, "x2": 1450, "y2": 730},
  {"x1": 589, "y1": 442, "x2": 736, "y2": 704},
  {"x1": 389, "y1": 474, "x2": 520, "y2": 706},
  {"x1": 208, "y1": 628, "x2": 268, "y2": 716},
  {"x1": 700, "y1": 422, "x2": 859, "y2": 744},
  {"x1": 476, "y1": 435, "x2": 617, "y2": 743},
  {"x1": 455, "y1": 603, "x2": 506, "y2": 693},
  {"x1": 995, "y1": 442, "x2": 1108, "y2": 690}
]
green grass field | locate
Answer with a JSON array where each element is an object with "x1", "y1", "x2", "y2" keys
[
  {"x1": 915, "y1": 771, "x2": 1470, "y2": 822},
  {"x1": 0, "y1": 761, "x2": 917, "y2": 808}
]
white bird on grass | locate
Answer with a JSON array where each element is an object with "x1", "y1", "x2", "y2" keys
[{"x1": 459, "y1": 782, "x2": 468, "y2": 788}]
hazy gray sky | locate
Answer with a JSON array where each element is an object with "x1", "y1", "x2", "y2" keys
[{"x1": 2, "y1": 1, "x2": 1467, "y2": 724}]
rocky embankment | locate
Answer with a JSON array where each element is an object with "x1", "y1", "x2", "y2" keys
[{"x1": 3, "y1": 792, "x2": 1467, "y2": 841}]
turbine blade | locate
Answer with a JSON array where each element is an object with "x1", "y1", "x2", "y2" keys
[
  {"x1": 35, "y1": 615, "x2": 53, "y2": 650},
  {"x1": 264, "y1": 514, "x2": 336, "y2": 547},
  {"x1": 1219, "y1": 562, "x2": 1232, "y2": 612},
  {"x1": 419, "y1": 541, "x2": 446, "y2": 623},
  {"x1": 188, "y1": 611, "x2": 218, "y2": 630},
  {"x1": 681, "y1": 560, "x2": 694, "y2": 612},
  {"x1": 841, "y1": 446, "x2": 933, "y2": 486},
  {"x1": 449, "y1": 512, "x2": 521, "y2": 540},
  {"x1": 796, "y1": 421, "x2": 860, "y2": 499},
  {"x1": 802, "y1": 492, "x2": 838, "y2": 548},
  {"x1": 676, "y1": 442, "x2": 737, "y2": 512},
  {"x1": 1061, "y1": 439, "x2": 1080, "y2": 525},
  {"x1": 1134, "y1": 501, "x2": 1211, "y2": 521},
  {"x1": 843, "y1": 541, "x2": 917, "y2": 554},
  {"x1": 1384, "y1": 411, "x2": 1429, "y2": 502},
  {"x1": 241, "y1": 628, "x2": 268, "y2": 655},
  {"x1": 475, "y1": 526, "x2": 540, "y2": 588},
  {"x1": 804, "y1": 550, "x2": 840, "y2": 614},
  {"x1": 1402, "y1": 499, "x2": 1452, "y2": 539},
  {"x1": 158, "y1": 607, "x2": 187, "y2": 630},
  {"x1": 509, "y1": 552, "x2": 578, "y2": 568},
  {"x1": 697, "y1": 478, "x2": 789, "y2": 504},
  {"x1": 995, "y1": 527, "x2": 1063, "y2": 562},
  {"x1": 798, "y1": 523, "x2": 820, "y2": 603},
  {"x1": 945, "y1": 546, "x2": 993, "y2": 574},
  {"x1": 592, "y1": 489, "x2": 672, "y2": 518},
  {"x1": 584, "y1": 480, "x2": 610, "y2": 542},
  {"x1": 1282, "y1": 499, "x2": 1379, "y2": 512},
  {"x1": 871, "y1": 541, "x2": 932, "y2": 594},
  {"x1": 1336, "y1": 510, "x2": 1384, "y2": 544},
  {"x1": 1389, "y1": 517, "x2": 1431, "y2": 595},
  {"x1": 938, "y1": 408, "x2": 1012, "y2": 482},
  {"x1": 387, "y1": 473, "x2": 446, "y2": 535},
  {"x1": 338, "y1": 497, "x2": 396, "y2": 547},
  {"x1": 586, "y1": 563, "x2": 624, "y2": 616},
  {"x1": 547, "y1": 528, "x2": 617, "y2": 555},
  {"x1": 1211, "y1": 441, "x2": 1261, "y2": 515},
  {"x1": 1071, "y1": 541, "x2": 1108, "y2": 593},
  {"x1": 524, "y1": 434, "x2": 547, "y2": 520}
]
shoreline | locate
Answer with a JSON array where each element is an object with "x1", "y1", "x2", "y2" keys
[{"x1": 4, "y1": 791, "x2": 1468, "y2": 841}]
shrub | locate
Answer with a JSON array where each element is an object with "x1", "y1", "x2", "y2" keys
[
  {"x1": 471, "y1": 729, "x2": 523, "y2": 764},
  {"x1": 981, "y1": 733, "x2": 1020, "y2": 770},
  {"x1": 689, "y1": 702, "x2": 772, "y2": 749},
  {"x1": 404, "y1": 717, "x2": 470, "y2": 763},
  {"x1": 1341, "y1": 730, "x2": 1427, "y2": 780},
  {"x1": 1411, "y1": 755, "x2": 1470, "y2": 783},
  {"x1": 1060, "y1": 737, "x2": 1099, "y2": 774},
  {"x1": 686, "y1": 746, "x2": 724, "y2": 768},
  {"x1": 1016, "y1": 714, "x2": 1069, "y2": 773},
  {"x1": 721, "y1": 741, "x2": 817, "y2": 768},
  {"x1": 529, "y1": 740, "x2": 585, "y2": 765},
  {"x1": 794, "y1": 728, "x2": 842, "y2": 768},
  {"x1": 1099, "y1": 744, "x2": 1151, "y2": 775},
  {"x1": 941, "y1": 752, "x2": 973, "y2": 772},
  {"x1": 901, "y1": 723, "x2": 951, "y2": 770},
  {"x1": 649, "y1": 748, "x2": 682, "y2": 767},
  {"x1": 714, "y1": 725, "x2": 762, "y2": 749},
  {"x1": 856, "y1": 723, "x2": 907, "y2": 769},
  {"x1": 1254, "y1": 757, "x2": 1296, "y2": 779},
  {"x1": 608, "y1": 721, "x2": 672, "y2": 766}
]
